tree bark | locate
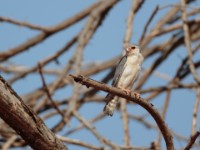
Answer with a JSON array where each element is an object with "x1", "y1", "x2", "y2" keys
[{"x1": 0, "y1": 75, "x2": 67, "y2": 150}]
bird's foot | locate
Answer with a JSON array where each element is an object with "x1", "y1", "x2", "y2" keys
[
  {"x1": 124, "y1": 89, "x2": 131, "y2": 95},
  {"x1": 134, "y1": 92, "x2": 140, "y2": 99},
  {"x1": 118, "y1": 87, "x2": 131, "y2": 95}
]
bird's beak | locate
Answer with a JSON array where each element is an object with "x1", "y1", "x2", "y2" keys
[
  {"x1": 137, "y1": 46, "x2": 141, "y2": 52},
  {"x1": 126, "y1": 47, "x2": 130, "y2": 53}
]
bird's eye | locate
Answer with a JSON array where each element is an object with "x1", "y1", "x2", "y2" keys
[{"x1": 131, "y1": 46, "x2": 136, "y2": 49}]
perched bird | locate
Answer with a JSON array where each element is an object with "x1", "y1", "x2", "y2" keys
[{"x1": 103, "y1": 44, "x2": 143, "y2": 116}]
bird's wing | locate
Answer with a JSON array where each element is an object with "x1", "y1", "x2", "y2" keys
[{"x1": 112, "y1": 55, "x2": 127, "y2": 87}]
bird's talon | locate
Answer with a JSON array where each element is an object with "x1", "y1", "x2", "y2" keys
[
  {"x1": 118, "y1": 87, "x2": 131, "y2": 95},
  {"x1": 124, "y1": 89, "x2": 131, "y2": 95},
  {"x1": 122, "y1": 89, "x2": 131, "y2": 95},
  {"x1": 134, "y1": 92, "x2": 140, "y2": 99}
]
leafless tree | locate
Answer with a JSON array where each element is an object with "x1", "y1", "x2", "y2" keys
[{"x1": 0, "y1": 0, "x2": 200, "y2": 149}]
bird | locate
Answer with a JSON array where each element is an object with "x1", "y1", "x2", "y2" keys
[{"x1": 103, "y1": 44, "x2": 143, "y2": 116}]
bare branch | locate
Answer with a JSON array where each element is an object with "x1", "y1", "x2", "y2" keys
[
  {"x1": 139, "y1": 5, "x2": 159, "y2": 44},
  {"x1": 181, "y1": 0, "x2": 200, "y2": 84},
  {"x1": 191, "y1": 88, "x2": 200, "y2": 135},
  {"x1": 2, "y1": 135, "x2": 17, "y2": 150},
  {"x1": 0, "y1": 16, "x2": 49, "y2": 31},
  {"x1": 69, "y1": 74, "x2": 174, "y2": 150},
  {"x1": 38, "y1": 63, "x2": 64, "y2": 118},
  {"x1": 0, "y1": 1, "x2": 101, "y2": 62},
  {"x1": 184, "y1": 131, "x2": 200, "y2": 150},
  {"x1": 58, "y1": 136, "x2": 102, "y2": 150},
  {"x1": 0, "y1": 75, "x2": 67, "y2": 150}
]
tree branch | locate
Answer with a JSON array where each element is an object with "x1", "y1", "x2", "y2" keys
[
  {"x1": 0, "y1": 75, "x2": 67, "y2": 150},
  {"x1": 184, "y1": 131, "x2": 200, "y2": 150},
  {"x1": 181, "y1": 0, "x2": 200, "y2": 84},
  {"x1": 69, "y1": 74, "x2": 174, "y2": 150}
]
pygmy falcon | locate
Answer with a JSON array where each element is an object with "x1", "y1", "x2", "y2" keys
[{"x1": 103, "y1": 44, "x2": 143, "y2": 116}]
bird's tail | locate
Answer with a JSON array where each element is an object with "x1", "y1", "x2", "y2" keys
[{"x1": 103, "y1": 94, "x2": 119, "y2": 116}]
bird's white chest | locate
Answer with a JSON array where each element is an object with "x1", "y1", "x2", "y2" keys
[
  {"x1": 123, "y1": 55, "x2": 139, "y2": 77},
  {"x1": 118, "y1": 54, "x2": 142, "y2": 88}
]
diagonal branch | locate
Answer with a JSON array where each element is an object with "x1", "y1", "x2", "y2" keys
[
  {"x1": 184, "y1": 131, "x2": 200, "y2": 150},
  {"x1": 0, "y1": 1, "x2": 101, "y2": 62},
  {"x1": 0, "y1": 16, "x2": 49, "y2": 31},
  {"x1": 0, "y1": 75, "x2": 67, "y2": 150},
  {"x1": 69, "y1": 74, "x2": 174, "y2": 150},
  {"x1": 38, "y1": 63, "x2": 64, "y2": 118}
]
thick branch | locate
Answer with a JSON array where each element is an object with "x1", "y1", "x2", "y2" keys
[
  {"x1": 0, "y1": 75, "x2": 67, "y2": 150},
  {"x1": 69, "y1": 74, "x2": 174, "y2": 150}
]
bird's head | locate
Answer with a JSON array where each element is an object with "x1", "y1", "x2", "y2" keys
[{"x1": 125, "y1": 44, "x2": 141, "y2": 55}]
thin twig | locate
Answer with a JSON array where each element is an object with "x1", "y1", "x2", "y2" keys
[
  {"x1": 139, "y1": 83, "x2": 199, "y2": 94},
  {"x1": 73, "y1": 111, "x2": 119, "y2": 149},
  {"x1": 0, "y1": 16, "x2": 49, "y2": 31},
  {"x1": 58, "y1": 135, "x2": 102, "y2": 150},
  {"x1": 0, "y1": 1, "x2": 101, "y2": 62},
  {"x1": 38, "y1": 63, "x2": 64, "y2": 118},
  {"x1": 140, "y1": 1, "x2": 181, "y2": 48},
  {"x1": 181, "y1": 0, "x2": 200, "y2": 84},
  {"x1": 128, "y1": 113, "x2": 157, "y2": 129},
  {"x1": 123, "y1": 0, "x2": 143, "y2": 46},
  {"x1": 38, "y1": 56, "x2": 75, "y2": 132},
  {"x1": 150, "y1": 18, "x2": 200, "y2": 37},
  {"x1": 65, "y1": 113, "x2": 105, "y2": 136},
  {"x1": 121, "y1": 99, "x2": 130, "y2": 146},
  {"x1": 2, "y1": 135, "x2": 17, "y2": 150},
  {"x1": 139, "y1": 5, "x2": 159, "y2": 44},
  {"x1": 8, "y1": 35, "x2": 78, "y2": 84},
  {"x1": 191, "y1": 88, "x2": 200, "y2": 135}
]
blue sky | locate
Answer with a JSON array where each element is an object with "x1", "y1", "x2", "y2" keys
[{"x1": 1, "y1": 0, "x2": 200, "y2": 149}]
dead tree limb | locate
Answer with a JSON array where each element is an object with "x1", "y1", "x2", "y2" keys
[
  {"x1": 0, "y1": 75, "x2": 67, "y2": 150},
  {"x1": 69, "y1": 74, "x2": 174, "y2": 150}
]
